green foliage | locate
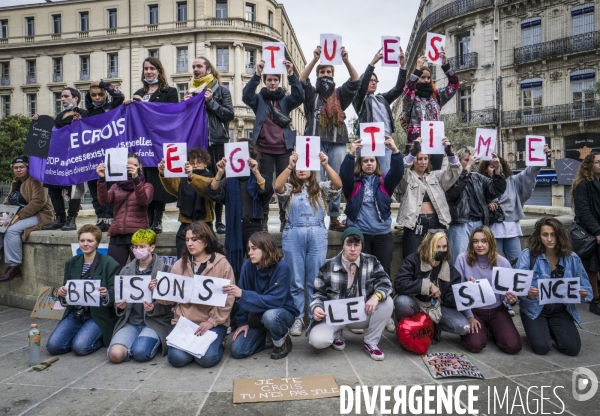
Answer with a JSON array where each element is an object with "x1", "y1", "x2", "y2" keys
[{"x1": 0, "y1": 115, "x2": 31, "y2": 182}]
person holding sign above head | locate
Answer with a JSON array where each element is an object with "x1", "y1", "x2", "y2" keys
[
  {"x1": 96, "y1": 153, "x2": 154, "y2": 268},
  {"x1": 229, "y1": 232, "x2": 298, "y2": 360},
  {"x1": 454, "y1": 226, "x2": 522, "y2": 355},
  {"x1": 396, "y1": 136, "x2": 461, "y2": 258},
  {"x1": 108, "y1": 229, "x2": 173, "y2": 363},
  {"x1": 274, "y1": 151, "x2": 342, "y2": 336},
  {"x1": 402, "y1": 54, "x2": 459, "y2": 171},
  {"x1": 516, "y1": 217, "x2": 592, "y2": 356},
  {"x1": 307, "y1": 228, "x2": 393, "y2": 361},
  {"x1": 243, "y1": 57, "x2": 304, "y2": 232},
  {"x1": 299, "y1": 45, "x2": 360, "y2": 232},
  {"x1": 47, "y1": 225, "x2": 121, "y2": 356},
  {"x1": 340, "y1": 137, "x2": 403, "y2": 277},
  {"x1": 394, "y1": 231, "x2": 470, "y2": 342},
  {"x1": 353, "y1": 47, "x2": 407, "y2": 173}
]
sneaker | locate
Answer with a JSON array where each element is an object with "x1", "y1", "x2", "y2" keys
[
  {"x1": 386, "y1": 318, "x2": 396, "y2": 333},
  {"x1": 290, "y1": 318, "x2": 303, "y2": 336},
  {"x1": 507, "y1": 305, "x2": 516, "y2": 317},
  {"x1": 590, "y1": 298, "x2": 600, "y2": 316},
  {"x1": 216, "y1": 223, "x2": 226, "y2": 235},
  {"x1": 364, "y1": 343, "x2": 385, "y2": 361},
  {"x1": 349, "y1": 328, "x2": 364, "y2": 334},
  {"x1": 270, "y1": 335, "x2": 292, "y2": 359},
  {"x1": 96, "y1": 218, "x2": 109, "y2": 232},
  {"x1": 331, "y1": 330, "x2": 345, "y2": 351}
]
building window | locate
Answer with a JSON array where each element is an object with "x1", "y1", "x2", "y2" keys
[
  {"x1": 176, "y1": 47, "x2": 188, "y2": 73},
  {"x1": 25, "y1": 17, "x2": 34, "y2": 37},
  {"x1": 107, "y1": 9, "x2": 117, "y2": 29},
  {"x1": 521, "y1": 78, "x2": 543, "y2": 122},
  {"x1": 148, "y1": 4, "x2": 158, "y2": 25},
  {"x1": 458, "y1": 88, "x2": 471, "y2": 115},
  {"x1": 268, "y1": 11, "x2": 274, "y2": 27},
  {"x1": 0, "y1": 62, "x2": 9, "y2": 85},
  {"x1": 245, "y1": 3, "x2": 255, "y2": 21},
  {"x1": 572, "y1": 4, "x2": 595, "y2": 51},
  {"x1": 521, "y1": 17, "x2": 541, "y2": 61},
  {"x1": 53, "y1": 58, "x2": 63, "y2": 82},
  {"x1": 245, "y1": 49, "x2": 256, "y2": 73},
  {"x1": 27, "y1": 94, "x2": 36, "y2": 117},
  {"x1": 216, "y1": 1, "x2": 228, "y2": 19},
  {"x1": 107, "y1": 53, "x2": 119, "y2": 78},
  {"x1": 1, "y1": 95, "x2": 10, "y2": 117},
  {"x1": 80, "y1": 91, "x2": 88, "y2": 111},
  {"x1": 52, "y1": 14, "x2": 61, "y2": 34},
  {"x1": 80, "y1": 56, "x2": 90, "y2": 80},
  {"x1": 244, "y1": 129, "x2": 253, "y2": 138},
  {"x1": 148, "y1": 49, "x2": 159, "y2": 58},
  {"x1": 177, "y1": 2, "x2": 188, "y2": 21},
  {"x1": 54, "y1": 92, "x2": 62, "y2": 116},
  {"x1": 79, "y1": 12, "x2": 89, "y2": 32},
  {"x1": 456, "y1": 33, "x2": 471, "y2": 68},
  {"x1": 177, "y1": 83, "x2": 187, "y2": 101},
  {"x1": 0, "y1": 20, "x2": 7, "y2": 39},
  {"x1": 26, "y1": 60, "x2": 36, "y2": 84},
  {"x1": 571, "y1": 69, "x2": 596, "y2": 117},
  {"x1": 228, "y1": 128, "x2": 234, "y2": 140},
  {"x1": 216, "y1": 47, "x2": 229, "y2": 72}
]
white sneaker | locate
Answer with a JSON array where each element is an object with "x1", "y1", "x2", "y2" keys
[
  {"x1": 386, "y1": 318, "x2": 396, "y2": 333},
  {"x1": 349, "y1": 328, "x2": 364, "y2": 334},
  {"x1": 290, "y1": 318, "x2": 303, "y2": 336},
  {"x1": 332, "y1": 330, "x2": 346, "y2": 351}
]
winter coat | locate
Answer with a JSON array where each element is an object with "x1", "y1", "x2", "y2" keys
[
  {"x1": 445, "y1": 171, "x2": 506, "y2": 225},
  {"x1": 204, "y1": 82, "x2": 234, "y2": 145},
  {"x1": 4, "y1": 175, "x2": 54, "y2": 240},
  {"x1": 84, "y1": 81, "x2": 124, "y2": 117},
  {"x1": 133, "y1": 87, "x2": 179, "y2": 103}
]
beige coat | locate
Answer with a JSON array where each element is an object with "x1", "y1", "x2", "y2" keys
[{"x1": 3, "y1": 175, "x2": 54, "y2": 240}]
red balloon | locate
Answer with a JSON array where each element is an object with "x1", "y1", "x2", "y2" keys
[{"x1": 396, "y1": 312, "x2": 434, "y2": 355}]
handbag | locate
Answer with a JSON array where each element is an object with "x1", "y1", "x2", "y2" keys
[
  {"x1": 267, "y1": 102, "x2": 291, "y2": 129},
  {"x1": 412, "y1": 297, "x2": 442, "y2": 324},
  {"x1": 568, "y1": 222, "x2": 597, "y2": 259},
  {"x1": 488, "y1": 205, "x2": 505, "y2": 225}
]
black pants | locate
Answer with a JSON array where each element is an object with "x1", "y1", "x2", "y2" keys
[
  {"x1": 520, "y1": 304, "x2": 581, "y2": 356},
  {"x1": 402, "y1": 213, "x2": 445, "y2": 258},
  {"x1": 176, "y1": 221, "x2": 214, "y2": 259},
  {"x1": 362, "y1": 232, "x2": 394, "y2": 277},
  {"x1": 108, "y1": 243, "x2": 131, "y2": 269},
  {"x1": 87, "y1": 179, "x2": 113, "y2": 219},
  {"x1": 47, "y1": 187, "x2": 81, "y2": 217},
  {"x1": 259, "y1": 150, "x2": 293, "y2": 222},
  {"x1": 209, "y1": 144, "x2": 225, "y2": 224}
]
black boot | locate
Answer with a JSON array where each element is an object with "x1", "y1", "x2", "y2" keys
[
  {"x1": 61, "y1": 216, "x2": 77, "y2": 231},
  {"x1": 270, "y1": 334, "x2": 293, "y2": 359},
  {"x1": 147, "y1": 208, "x2": 155, "y2": 230},
  {"x1": 152, "y1": 208, "x2": 164, "y2": 234},
  {"x1": 96, "y1": 218, "x2": 109, "y2": 232},
  {"x1": 43, "y1": 214, "x2": 66, "y2": 230}
]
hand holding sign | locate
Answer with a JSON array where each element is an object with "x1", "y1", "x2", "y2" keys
[
  {"x1": 324, "y1": 297, "x2": 367, "y2": 325},
  {"x1": 526, "y1": 136, "x2": 547, "y2": 167},
  {"x1": 426, "y1": 33, "x2": 447, "y2": 66},
  {"x1": 452, "y1": 279, "x2": 496, "y2": 312},
  {"x1": 295, "y1": 136, "x2": 321, "y2": 171},
  {"x1": 538, "y1": 278, "x2": 583, "y2": 305},
  {"x1": 492, "y1": 267, "x2": 533, "y2": 296},
  {"x1": 65, "y1": 280, "x2": 102, "y2": 307},
  {"x1": 225, "y1": 142, "x2": 251, "y2": 177},
  {"x1": 474, "y1": 129, "x2": 497, "y2": 161},
  {"x1": 24, "y1": 115, "x2": 54, "y2": 158},
  {"x1": 115, "y1": 275, "x2": 153, "y2": 303},
  {"x1": 104, "y1": 148, "x2": 128, "y2": 181},
  {"x1": 420, "y1": 121, "x2": 445, "y2": 154},
  {"x1": 163, "y1": 143, "x2": 187, "y2": 178},
  {"x1": 320, "y1": 34, "x2": 343, "y2": 65},
  {"x1": 381, "y1": 37, "x2": 402, "y2": 67},
  {"x1": 359, "y1": 123, "x2": 386, "y2": 157},
  {"x1": 262, "y1": 42, "x2": 286, "y2": 74}
]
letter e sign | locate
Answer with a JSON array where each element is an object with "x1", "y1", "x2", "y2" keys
[{"x1": 163, "y1": 143, "x2": 188, "y2": 178}]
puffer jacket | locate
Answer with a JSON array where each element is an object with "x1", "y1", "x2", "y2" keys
[
  {"x1": 97, "y1": 176, "x2": 153, "y2": 236},
  {"x1": 204, "y1": 82, "x2": 234, "y2": 145}
]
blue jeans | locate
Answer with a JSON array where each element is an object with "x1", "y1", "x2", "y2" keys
[
  {"x1": 230, "y1": 308, "x2": 295, "y2": 358},
  {"x1": 47, "y1": 312, "x2": 104, "y2": 356},
  {"x1": 167, "y1": 324, "x2": 227, "y2": 368},
  {"x1": 496, "y1": 237, "x2": 522, "y2": 263},
  {"x1": 377, "y1": 146, "x2": 392, "y2": 174},
  {"x1": 447, "y1": 220, "x2": 483, "y2": 266},
  {"x1": 318, "y1": 141, "x2": 347, "y2": 217},
  {"x1": 108, "y1": 323, "x2": 161, "y2": 362},
  {"x1": 394, "y1": 295, "x2": 469, "y2": 336},
  {"x1": 0, "y1": 215, "x2": 39, "y2": 266}
]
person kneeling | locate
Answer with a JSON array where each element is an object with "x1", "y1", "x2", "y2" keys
[{"x1": 307, "y1": 228, "x2": 393, "y2": 361}]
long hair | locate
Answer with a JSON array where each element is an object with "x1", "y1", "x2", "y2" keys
[
  {"x1": 529, "y1": 216, "x2": 572, "y2": 258},
  {"x1": 417, "y1": 231, "x2": 451, "y2": 264},
  {"x1": 466, "y1": 226, "x2": 499, "y2": 267},
  {"x1": 181, "y1": 222, "x2": 225, "y2": 273},
  {"x1": 571, "y1": 152, "x2": 600, "y2": 207},
  {"x1": 477, "y1": 157, "x2": 512, "y2": 178},
  {"x1": 419, "y1": 66, "x2": 438, "y2": 100},
  {"x1": 409, "y1": 147, "x2": 432, "y2": 174},
  {"x1": 141, "y1": 57, "x2": 170, "y2": 93},
  {"x1": 248, "y1": 232, "x2": 283, "y2": 268},
  {"x1": 353, "y1": 155, "x2": 383, "y2": 178},
  {"x1": 127, "y1": 153, "x2": 142, "y2": 170},
  {"x1": 288, "y1": 170, "x2": 325, "y2": 211},
  {"x1": 195, "y1": 56, "x2": 221, "y2": 82}
]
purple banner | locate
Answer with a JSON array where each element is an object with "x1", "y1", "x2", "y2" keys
[{"x1": 29, "y1": 94, "x2": 208, "y2": 186}]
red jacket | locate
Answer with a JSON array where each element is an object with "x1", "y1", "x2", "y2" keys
[{"x1": 97, "y1": 177, "x2": 153, "y2": 236}]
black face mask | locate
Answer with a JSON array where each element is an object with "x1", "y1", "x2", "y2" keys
[
  {"x1": 434, "y1": 251, "x2": 446, "y2": 261},
  {"x1": 315, "y1": 76, "x2": 335, "y2": 99},
  {"x1": 416, "y1": 82, "x2": 433, "y2": 98}
]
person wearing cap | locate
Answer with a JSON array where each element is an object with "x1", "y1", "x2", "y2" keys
[
  {"x1": 0, "y1": 156, "x2": 53, "y2": 282},
  {"x1": 306, "y1": 227, "x2": 393, "y2": 361}
]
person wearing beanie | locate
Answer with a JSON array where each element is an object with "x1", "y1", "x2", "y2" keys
[{"x1": 306, "y1": 227, "x2": 394, "y2": 361}]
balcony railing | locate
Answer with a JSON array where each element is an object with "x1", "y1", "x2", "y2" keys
[
  {"x1": 52, "y1": 74, "x2": 63, "y2": 82},
  {"x1": 80, "y1": 71, "x2": 90, "y2": 81},
  {"x1": 514, "y1": 30, "x2": 600, "y2": 65},
  {"x1": 25, "y1": 36, "x2": 34, "y2": 43},
  {"x1": 176, "y1": 21, "x2": 187, "y2": 28},
  {"x1": 206, "y1": 17, "x2": 280, "y2": 36},
  {"x1": 26, "y1": 74, "x2": 36, "y2": 84},
  {"x1": 147, "y1": 24, "x2": 158, "y2": 32},
  {"x1": 502, "y1": 102, "x2": 600, "y2": 127},
  {"x1": 0, "y1": 76, "x2": 9, "y2": 86},
  {"x1": 448, "y1": 52, "x2": 478, "y2": 71},
  {"x1": 245, "y1": 65, "x2": 255, "y2": 74},
  {"x1": 216, "y1": 64, "x2": 229, "y2": 72},
  {"x1": 106, "y1": 70, "x2": 119, "y2": 78},
  {"x1": 106, "y1": 29, "x2": 116, "y2": 35},
  {"x1": 79, "y1": 31, "x2": 89, "y2": 38},
  {"x1": 441, "y1": 108, "x2": 498, "y2": 127}
]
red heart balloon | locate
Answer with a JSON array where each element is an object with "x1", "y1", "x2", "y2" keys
[{"x1": 396, "y1": 312, "x2": 434, "y2": 355}]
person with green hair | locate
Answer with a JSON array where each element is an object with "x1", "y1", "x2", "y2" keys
[{"x1": 107, "y1": 229, "x2": 173, "y2": 363}]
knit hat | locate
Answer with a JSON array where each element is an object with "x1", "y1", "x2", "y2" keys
[
  {"x1": 341, "y1": 227, "x2": 364, "y2": 245},
  {"x1": 11, "y1": 155, "x2": 29, "y2": 165}
]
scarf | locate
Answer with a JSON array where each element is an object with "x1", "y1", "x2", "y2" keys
[
  {"x1": 316, "y1": 76, "x2": 335, "y2": 99},
  {"x1": 116, "y1": 174, "x2": 145, "y2": 192},
  {"x1": 415, "y1": 83, "x2": 433, "y2": 98},
  {"x1": 188, "y1": 74, "x2": 217, "y2": 94},
  {"x1": 259, "y1": 87, "x2": 285, "y2": 101},
  {"x1": 318, "y1": 93, "x2": 345, "y2": 138},
  {"x1": 591, "y1": 179, "x2": 600, "y2": 220},
  {"x1": 178, "y1": 169, "x2": 212, "y2": 221},
  {"x1": 225, "y1": 175, "x2": 265, "y2": 275}
]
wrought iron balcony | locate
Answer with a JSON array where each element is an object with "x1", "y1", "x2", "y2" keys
[
  {"x1": 26, "y1": 74, "x2": 36, "y2": 84},
  {"x1": 514, "y1": 30, "x2": 600, "y2": 65},
  {"x1": 448, "y1": 52, "x2": 478, "y2": 71},
  {"x1": 0, "y1": 76, "x2": 9, "y2": 86},
  {"x1": 80, "y1": 71, "x2": 90, "y2": 81},
  {"x1": 52, "y1": 73, "x2": 63, "y2": 82},
  {"x1": 106, "y1": 70, "x2": 118, "y2": 78},
  {"x1": 502, "y1": 101, "x2": 600, "y2": 127},
  {"x1": 441, "y1": 108, "x2": 498, "y2": 127}
]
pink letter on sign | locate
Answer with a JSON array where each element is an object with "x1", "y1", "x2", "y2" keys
[
  {"x1": 229, "y1": 148, "x2": 244, "y2": 173},
  {"x1": 381, "y1": 36, "x2": 401, "y2": 67},
  {"x1": 526, "y1": 135, "x2": 546, "y2": 166},
  {"x1": 167, "y1": 145, "x2": 183, "y2": 173},
  {"x1": 474, "y1": 129, "x2": 497, "y2": 161},
  {"x1": 295, "y1": 136, "x2": 320, "y2": 171},
  {"x1": 225, "y1": 142, "x2": 250, "y2": 177},
  {"x1": 163, "y1": 143, "x2": 187, "y2": 178},
  {"x1": 426, "y1": 33, "x2": 446, "y2": 65}
]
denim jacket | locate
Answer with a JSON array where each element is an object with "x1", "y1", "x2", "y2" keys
[{"x1": 516, "y1": 248, "x2": 592, "y2": 325}]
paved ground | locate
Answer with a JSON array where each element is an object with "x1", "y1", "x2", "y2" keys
[{"x1": 1, "y1": 302, "x2": 599, "y2": 416}]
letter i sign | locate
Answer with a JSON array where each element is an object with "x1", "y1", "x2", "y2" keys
[{"x1": 295, "y1": 136, "x2": 320, "y2": 171}]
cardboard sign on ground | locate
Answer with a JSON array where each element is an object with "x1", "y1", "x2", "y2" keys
[
  {"x1": 31, "y1": 286, "x2": 67, "y2": 320},
  {"x1": 233, "y1": 374, "x2": 340, "y2": 403}
]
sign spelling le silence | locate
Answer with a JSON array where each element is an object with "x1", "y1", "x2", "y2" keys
[
  {"x1": 324, "y1": 297, "x2": 367, "y2": 325},
  {"x1": 538, "y1": 277, "x2": 581, "y2": 305},
  {"x1": 320, "y1": 34, "x2": 343, "y2": 65},
  {"x1": 104, "y1": 147, "x2": 129, "y2": 181},
  {"x1": 225, "y1": 141, "x2": 251, "y2": 178},
  {"x1": 420, "y1": 121, "x2": 445, "y2": 155},
  {"x1": 359, "y1": 122, "x2": 386, "y2": 157},
  {"x1": 452, "y1": 279, "x2": 496, "y2": 312},
  {"x1": 474, "y1": 129, "x2": 497, "y2": 161},
  {"x1": 163, "y1": 143, "x2": 188, "y2": 178},
  {"x1": 426, "y1": 32, "x2": 446, "y2": 66},
  {"x1": 295, "y1": 136, "x2": 321, "y2": 171},
  {"x1": 491, "y1": 267, "x2": 533, "y2": 295},
  {"x1": 262, "y1": 42, "x2": 286, "y2": 74},
  {"x1": 381, "y1": 36, "x2": 401, "y2": 67}
]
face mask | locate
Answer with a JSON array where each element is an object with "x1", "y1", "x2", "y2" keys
[
  {"x1": 434, "y1": 251, "x2": 446, "y2": 261},
  {"x1": 91, "y1": 101, "x2": 107, "y2": 108},
  {"x1": 63, "y1": 103, "x2": 74, "y2": 111},
  {"x1": 315, "y1": 76, "x2": 335, "y2": 99},
  {"x1": 415, "y1": 82, "x2": 433, "y2": 98},
  {"x1": 133, "y1": 248, "x2": 150, "y2": 260},
  {"x1": 144, "y1": 77, "x2": 159, "y2": 85}
]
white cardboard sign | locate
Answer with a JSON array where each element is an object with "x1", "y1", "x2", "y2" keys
[
  {"x1": 295, "y1": 136, "x2": 321, "y2": 171},
  {"x1": 426, "y1": 33, "x2": 446, "y2": 66},
  {"x1": 420, "y1": 121, "x2": 445, "y2": 155},
  {"x1": 320, "y1": 34, "x2": 343, "y2": 65},
  {"x1": 324, "y1": 297, "x2": 367, "y2": 325},
  {"x1": 115, "y1": 275, "x2": 153, "y2": 303},
  {"x1": 359, "y1": 122, "x2": 386, "y2": 157},
  {"x1": 163, "y1": 143, "x2": 187, "y2": 178},
  {"x1": 189, "y1": 275, "x2": 230, "y2": 307},
  {"x1": 452, "y1": 279, "x2": 496, "y2": 312},
  {"x1": 65, "y1": 279, "x2": 101, "y2": 307},
  {"x1": 538, "y1": 278, "x2": 581, "y2": 305},
  {"x1": 105, "y1": 147, "x2": 128, "y2": 181},
  {"x1": 262, "y1": 42, "x2": 286, "y2": 74},
  {"x1": 526, "y1": 135, "x2": 547, "y2": 167},
  {"x1": 474, "y1": 129, "x2": 497, "y2": 161},
  {"x1": 152, "y1": 272, "x2": 192, "y2": 303},
  {"x1": 381, "y1": 36, "x2": 401, "y2": 67},
  {"x1": 225, "y1": 142, "x2": 251, "y2": 178},
  {"x1": 491, "y1": 267, "x2": 533, "y2": 296}
]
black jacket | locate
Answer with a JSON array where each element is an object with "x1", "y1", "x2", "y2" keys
[
  {"x1": 54, "y1": 107, "x2": 88, "y2": 129},
  {"x1": 133, "y1": 87, "x2": 179, "y2": 103},
  {"x1": 84, "y1": 81, "x2": 124, "y2": 117},
  {"x1": 445, "y1": 170, "x2": 507, "y2": 225},
  {"x1": 204, "y1": 83, "x2": 234, "y2": 145},
  {"x1": 574, "y1": 179, "x2": 600, "y2": 236}
]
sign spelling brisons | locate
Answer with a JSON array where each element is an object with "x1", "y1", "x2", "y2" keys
[
  {"x1": 324, "y1": 297, "x2": 367, "y2": 325},
  {"x1": 233, "y1": 374, "x2": 339, "y2": 404},
  {"x1": 426, "y1": 32, "x2": 446, "y2": 65},
  {"x1": 526, "y1": 135, "x2": 547, "y2": 167},
  {"x1": 225, "y1": 141, "x2": 250, "y2": 178},
  {"x1": 262, "y1": 42, "x2": 286, "y2": 74},
  {"x1": 115, "y1": 275, "x2": 153, "y2": 303},
  {"x1": 163, "y1": 143, "x2": 187, "y2": 178},
  {"x1": 152, "y1": 272, "x2": 230, "y2": 306},
  {"x1": 452, "y1": 279, "x2": 496, "y2": 312},
  {"x1": 104, "y1": 147, "x2": 128, "y2": 181},
  {"x1": 295, "y1": 136, "x2": 320, "y2": 171},
  {"x1": 538, "y1": 277, "x2": 581, "y2": 305},
  {"x1": 381, "y1": 36, "x2": 401, "y2": 67},
  {"x1": 320, "y1": 34, "x2": 343, "y2": 65},
  {"x1": 65, "y1": 279, "x2": 101, "y2": 307},
  {"x1": 359, "y1": 122, "x2": 386, "y2": 157},
  {"x1": 420, "y1": 121, "x2": 445, "y2": 155},
  {"x1": 491, "y1": 267, "x2": 533, "y2": 295},
  {"x1": 474, "y1": 129, "x2": 497, "y2": 161}
]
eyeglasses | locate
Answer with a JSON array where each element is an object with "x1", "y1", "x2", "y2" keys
[
  {"x1": 369, "y1": 79, "x2": 379, "y2": 83},
  {"x1": 13, "y1": 166, "x2": 26, "y2": 171}
]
